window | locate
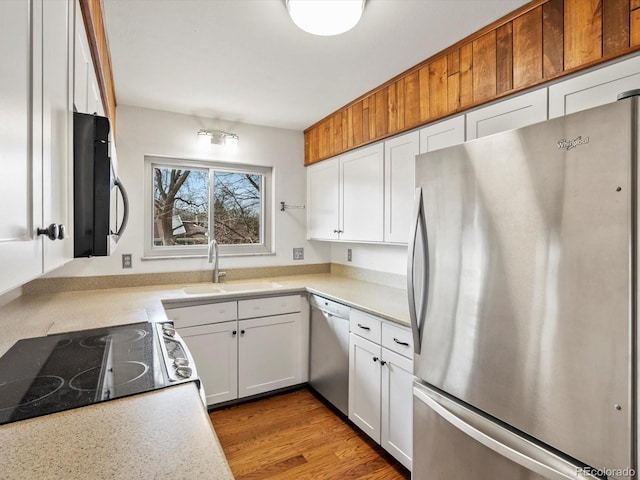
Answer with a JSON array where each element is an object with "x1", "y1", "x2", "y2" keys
[{"x1": 145, "y1": 156, "x2": 272, "y2": 257}]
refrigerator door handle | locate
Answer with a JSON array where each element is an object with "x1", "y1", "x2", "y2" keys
[
  {"x1": 413, "y1": 384, "x2": 592, "y2": 480},
  {"x1": 407, "y1": 187, "x2": 428, "y2": 354}
]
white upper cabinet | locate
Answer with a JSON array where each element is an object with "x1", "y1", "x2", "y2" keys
[
  {"x1": 340, "y1": 143, "x2": 384, "y2": 242},
  {"x1": 384, "y1": 131, "x2": 418, "y2": 244},
  {"x1": 0, "y1": 0, "x2": 43, "y2": 295},
  {"x1": 73, "y1": 3, "x2": 90, "y2": 114},
  {"x1": 306, "y1": 144, "x2": 384, "y2": 243},
  {"x1": 466, "y1": 88, "x2": 548, "y2": 140},
  {"x1": 0, "y1": 0, "x2": 72, "y2": 295},
  {"x1": 306, "y1": 156, "x2": 340, "y2": 240},
  {"x1": 419, "y1": 115, "x2": 465, "y2": 154},
  {"x1": 549, "y1": 55, "x2": 640, "y2": 118},
  {"x1": 42, "y1": 0, "x2": 73, "y2": 272},
  {"x1": 74, "y1": 1, "x2": 103, "y2": 116}
]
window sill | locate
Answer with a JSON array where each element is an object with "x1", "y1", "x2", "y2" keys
[{"x1": 141, "y1": 251, "x2": 276, "y2": 261}]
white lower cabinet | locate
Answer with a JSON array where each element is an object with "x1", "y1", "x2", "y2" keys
[
  {"x1": 238, "y1": 313, "x2": 302, "y2": 398},
  {"x1": 348, "y1": 313, "x2": 413, "y2": 471},
  {"x1": 349, "y1": 333, "x2": 382, "y2": 440},
  {"x1": 166, "y1": 294, "x2": 305, "y2": 407},
  {"x1": 179, "y1": 321, "x2": 238, "y2": 405},
  {"x1": 380, "y1": 348, "x2": 413, "y2": 469}
]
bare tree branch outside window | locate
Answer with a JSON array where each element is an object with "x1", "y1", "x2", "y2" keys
[
  {"x1": 153, "y1": 167, "x2": 261, "y2": 247},
  {"x1": 214, "y1": 172, "x2": 261, "y2": 244}
]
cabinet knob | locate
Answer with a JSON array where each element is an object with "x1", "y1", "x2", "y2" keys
[
  {"x1": 37, "y1": 223, "x2": 66, "y2": 241},
  {"x1": 240, "y1": 329, "x2": 246, "y2": 336},
  {"x1": 373, "y1": 356, "x2": 379, "y2": 362},
  {"x1": 232, "y1": 330, "x2": 237, "y2": 336},
  {"x1": 380, "y1": 360, "x2": 387, "y2": 366},
  {"x1": 37, "y1": 223, "x2": 58, "y2": 241}
]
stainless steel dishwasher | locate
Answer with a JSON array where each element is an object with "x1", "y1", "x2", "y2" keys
[{"x1": 309, "y1": 294, "x2": 350, "y2": 416}]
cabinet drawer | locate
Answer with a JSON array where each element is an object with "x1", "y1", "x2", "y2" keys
[
  {"x1": 381, "y1": 322, "x2": 413, "y2": 358},
  {"x1": 165, "y1": 301, "x2": 237, "y2": 328},
  {"x1": 350, "y1": 309, "x2": 382, "y2": 343},
  {"x1": 238, "y1": 295, "x2": 301, "y2": 319}
]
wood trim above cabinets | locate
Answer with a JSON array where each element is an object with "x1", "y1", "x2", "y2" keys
[
  {"x1": 304, "y1": 0, "x2": 640, "y2": 166},
  {"x1": 78, "y1": 0, "x2": 117, "y2": 134}
]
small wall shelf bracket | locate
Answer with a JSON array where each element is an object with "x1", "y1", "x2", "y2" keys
[{"x1": 280, "y1": 201, "x2": 306, "y2": 212}]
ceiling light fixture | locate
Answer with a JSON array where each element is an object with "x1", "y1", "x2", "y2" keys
[
  {"x1": 286, "y1": 0, "x2": 366, "y2": 36},
  {"x1": 197, "y1": 129, "x2": 239, "y2": 149}
]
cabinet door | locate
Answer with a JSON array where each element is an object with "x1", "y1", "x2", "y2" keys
[
  {"x1": 384, "y1": 131, "x2": 418, "y2": 244},
  {"x1": 73, "y1": 1, "x2": 90, "y2": 113},
  {"x1": 306, "y1": 157, "x2": 339, "y2": 240},
  {"x1": 348, "y1": 333, "x2": 381, "y2": 442},
  {"x1": 0, "y1": 0, "x2": 43, "y2": 295},
  {"x1": 42, "y1": 0, "x2": 72, "y2": 272},
  {"x1": 179, "y1": 322, "x2": 238, "y2": 406},
  {"x1": 238, "y1": 313, "x2": 302, "y2": 398},
  {"x1": 549, "y1": 55, "x2": 640, "y2": 119},
  {"x1": 419, "y1": 115, "x2": 465, "y2": 154},
  {"x1": 466, "y1": 88, "x2": 547, "y2": 140},
  {"x1": 340, "y1": 143, "x2": 384, "y2": 242},
  {"x1": 381, "y1": 348, "x2": 413, "y2": 470}
]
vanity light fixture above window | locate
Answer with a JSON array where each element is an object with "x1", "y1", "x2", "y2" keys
[
  {"x1": 197, "y1": 129, "x2": 239, "y2": 149},
  {"x1": 286, "y1": 0, "x2": 366, "y2": 36}
]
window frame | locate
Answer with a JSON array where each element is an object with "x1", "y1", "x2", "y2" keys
[{"x1": 144, "y1": 155, "x2": 273, "y2": 259}]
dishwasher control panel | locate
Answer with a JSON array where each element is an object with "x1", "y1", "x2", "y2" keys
[{"x1": 309, "y1": 294, "x2": 350, "y2": 318}]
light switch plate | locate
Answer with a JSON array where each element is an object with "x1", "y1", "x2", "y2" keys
[
  {"x1": 293, "y1": 248, "x2": 304, "y2": 260},
  {"x1": 122, "y1": 254, "x2": 133, "y2": 269}
]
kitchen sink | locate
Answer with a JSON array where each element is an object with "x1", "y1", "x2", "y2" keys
[{"x1": 183, "y1": 282, "x2": 283, "y2": 295}]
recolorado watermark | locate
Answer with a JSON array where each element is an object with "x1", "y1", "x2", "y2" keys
[{"x1": 576, "y1": 466, "x2": 636, "y2": 477}]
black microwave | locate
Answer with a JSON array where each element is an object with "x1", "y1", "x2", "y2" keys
[{"x1": 73, "y1": 112, "x2": 129, "y2": 258}]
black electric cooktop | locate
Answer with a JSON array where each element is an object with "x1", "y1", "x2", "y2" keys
[{"x1": 0, "y1": 322, "x2": 169, "y2": 426}]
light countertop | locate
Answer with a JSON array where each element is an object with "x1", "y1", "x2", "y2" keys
[
  {"x1": 0, "y1": 272, "x2": 409, "y2": 479},
  {"x1": 0, "y1": 383, "x2": 234, "y2": 480},
  {"x1": 0, "y1": 273, "x2": 409, "y2": 357}
]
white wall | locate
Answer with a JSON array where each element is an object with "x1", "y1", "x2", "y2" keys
[
  {"x1": 330, "y1": 243, "x2": 407, "y2": 276},
  {"x1": 50, "y1": 105, "x2": 330, "y2": 277}
]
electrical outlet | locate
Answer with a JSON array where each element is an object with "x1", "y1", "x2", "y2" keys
[
  {"x1": 122, "y1": 254, "x2": 133, "y2": 269},
  {"x1": 293, "y1": 248, "x2": 304, "y2": 260},
  {"x1": 347, "y1": 248, "x2": 352, "y2": 262}
]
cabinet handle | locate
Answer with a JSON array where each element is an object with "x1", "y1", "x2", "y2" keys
[
  {"x1": 373, "y1": 356, "x2": 379, "y2": 362},
  {"x1": 393, "y1": 337, "x2": 409, "y2": 346},
  {"x1": 357, "y1": 323, "x2": 371, "y2": 331},
  {"x1": 380, "y1": 360, "x2": 387, "y2": 366}
]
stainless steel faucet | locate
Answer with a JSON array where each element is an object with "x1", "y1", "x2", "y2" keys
[{"x1": 207, "y1": 239, "x2": 226, "y2": 283}]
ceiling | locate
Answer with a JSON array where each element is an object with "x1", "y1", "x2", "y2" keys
[{"x1": 103, "y1": 0, "x2": 529, "y2": 132}]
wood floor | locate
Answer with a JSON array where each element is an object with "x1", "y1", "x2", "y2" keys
[{"x1": 209, "y1": 388, "x2": 410, "y2": 480}]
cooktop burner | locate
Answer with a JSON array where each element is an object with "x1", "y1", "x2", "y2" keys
[
  {"x1": 0, "y1": 376, "x2": 64, "y2": 410},
  {"x1": 79, "y1": 328, "x2": 148, "y2": 348},
  {"x1": 0, "y1": 322, "x2": 170, "y2": 426}
]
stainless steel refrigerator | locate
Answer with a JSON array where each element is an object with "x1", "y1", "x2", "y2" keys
[{"x1": 408, "y1": 97, "x2": 637, "y2": 480}]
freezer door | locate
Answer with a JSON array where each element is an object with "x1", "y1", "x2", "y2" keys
[
  {"x1": 412, "y1": 99, "x2": 634, "y2": 474},
  {"x1": 413, "y1": 382, "x2": 596, "y2": 480}
]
